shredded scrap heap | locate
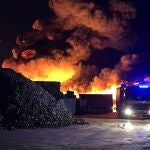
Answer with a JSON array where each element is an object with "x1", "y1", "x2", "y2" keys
[{"x1": 0, "y1": 68, "x2": 84, "y2": 129}]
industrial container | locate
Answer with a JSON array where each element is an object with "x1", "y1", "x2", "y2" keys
[
  {"x1": 63, "y1": 98, "x2": 76, "y2": 114},
  {"x1": 79, "y1": 94, "x2": 113, "y2": 114},
  {"x1": 35, "y1": 81, "x2": 61, "y2": 99},
  {"x1": 63, "y1": 91, "x2": 76, "y2": 114}
]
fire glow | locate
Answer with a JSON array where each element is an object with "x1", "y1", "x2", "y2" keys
[
  {"x1": 2, "y1": 0, "x2": 138, "y2": 107},
  {"x1": 4, "y1": 57, "x2": 76, "y2": 83}
]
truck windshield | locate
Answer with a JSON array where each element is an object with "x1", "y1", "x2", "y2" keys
[{"x1": 125, "y1": 86, "x2": 150, "y2": 100}]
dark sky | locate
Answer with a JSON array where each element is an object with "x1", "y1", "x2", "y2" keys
[
  {"x1": 0, "y1": 0, "x2": 50, "y2": 63},
  {"x1": 0, "y1": 0, "x2": 150, "y2": 76}
]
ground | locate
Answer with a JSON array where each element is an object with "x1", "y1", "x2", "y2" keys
[{"x1": 1, "y1": 113, "x2": 150, "y2": 150}]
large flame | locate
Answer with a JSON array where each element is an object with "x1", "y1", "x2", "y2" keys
[
  {"x1": 3, "y1": 57, "x2": 76, "y2": 82},
  {"x1": 2, "y1": 0, "x2": 138, "y2": 109},
  {"x1": 3, "y1": 56, "x2": 118, "y2": 101}
]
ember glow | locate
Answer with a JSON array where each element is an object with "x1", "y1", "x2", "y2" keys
[{"x1": 2, "y1": 0, "x2": 138, "y2": 102}]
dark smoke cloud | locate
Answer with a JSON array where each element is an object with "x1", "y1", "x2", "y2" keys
[{"x1": 3, "y1": 0, "x2": 139, "y2": 92}]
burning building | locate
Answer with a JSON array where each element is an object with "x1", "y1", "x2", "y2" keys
[{"x1": 2, "y1": 0, "x2": 139, "y2": 103}]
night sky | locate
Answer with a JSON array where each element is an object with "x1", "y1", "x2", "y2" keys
[
  {"x1": 0, "y1": 0, "x2": 50, "y2": 63},
  {"x1": 0, "y1": 0, "x2": 150, "y2": 77}
]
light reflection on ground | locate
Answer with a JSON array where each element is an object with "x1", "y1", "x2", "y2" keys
[{"x1": 1, "y1": 114, "x2": 150, "y2": 150}]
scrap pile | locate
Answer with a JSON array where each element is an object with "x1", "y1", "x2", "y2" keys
[{"x1": 0, "y1": 68, "x2": 84, "y2": 129}]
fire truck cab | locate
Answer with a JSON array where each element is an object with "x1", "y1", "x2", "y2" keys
[{"x1": 116, "y1": 83, "x2": 150, "y2": 119}]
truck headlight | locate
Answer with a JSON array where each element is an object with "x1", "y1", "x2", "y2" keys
[
  {"x1": 148, "y1": 110, "x2": 150, "y2": 114},
  {"x1": 124, "y1": 108, "x2": 133, "y2": 116}
]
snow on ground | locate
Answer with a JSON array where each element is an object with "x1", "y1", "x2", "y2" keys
[{"x1": 1, "y1": 116, "x2": 150, "y2": 150}]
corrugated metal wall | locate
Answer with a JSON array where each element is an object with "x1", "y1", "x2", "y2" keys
[{"x1": 79, "y1": 94, "x2": 113, "y2": 114}]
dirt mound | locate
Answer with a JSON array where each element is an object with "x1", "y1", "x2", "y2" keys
[{"x1": 0, "y1": 68, "x2": 82, "y2": 129}]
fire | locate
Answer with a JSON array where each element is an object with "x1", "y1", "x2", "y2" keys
[
  {"x1": 87, "y1": 85, "x2": 117, "y2": 109},
  {"x1": 62, "y1": 84, "x2": 118, "y2": 109},
  {"x1": 90, "y1": 86, "x2": 117, "y2": 100},
  {"x1": 2, "y1": 0, "x2": 137, "y2": 111},
  {"x1": 3, "y1": 57, "x2": 76, "y2": 82}
]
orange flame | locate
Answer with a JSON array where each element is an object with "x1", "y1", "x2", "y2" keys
[
  {"x1": 3, "y1": 56, "x2": 119, "y2": 108},
  {"x1": 3, "y1": 57, "x2": 76, "y2": 82},
  {"x1": 2, "y1": 0, "x2": 136, "y2": 111}
]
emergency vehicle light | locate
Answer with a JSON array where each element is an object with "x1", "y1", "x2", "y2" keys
[{"x1": 139, "y1": 84, "x2": 149, "y2": 88}]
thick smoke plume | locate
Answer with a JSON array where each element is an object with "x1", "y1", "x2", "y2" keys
[{"x1": 2, "y1": 0, "x2": 138, "y2": 93}]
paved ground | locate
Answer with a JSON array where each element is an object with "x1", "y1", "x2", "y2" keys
[{"x1": 1, "y1": 114, "x2": 150, "y2": 150}]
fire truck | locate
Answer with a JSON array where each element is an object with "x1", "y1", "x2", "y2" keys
[{"x1": 116, "y1": 83, "x2": 150, "y2": 119}]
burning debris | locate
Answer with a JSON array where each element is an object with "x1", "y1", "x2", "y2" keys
[
  {"x1": 0, "y1": 68, "x2": 85, "y2": 129},
  {"x1": 2, "y1": 0, "x2": 138, "y2": 95}
]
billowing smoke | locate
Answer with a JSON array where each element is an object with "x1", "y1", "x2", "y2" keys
[
  {"x1": 2, "y1": 0, "x2": 138, "y2": 93},
  {"x1": 90, "y1": 54, "x2": 139, "y2": 92}
]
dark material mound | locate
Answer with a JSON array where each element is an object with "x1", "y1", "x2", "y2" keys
[{"x1": 0, "y1": 68, "x2": 83, "y2": 129}]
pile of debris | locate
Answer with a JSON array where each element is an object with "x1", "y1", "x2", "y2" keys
[{"x1": 0, "y1": 68, "x2": 85, "y2": 129}]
